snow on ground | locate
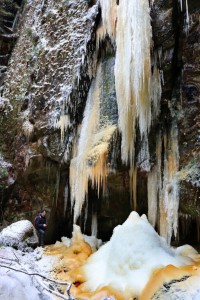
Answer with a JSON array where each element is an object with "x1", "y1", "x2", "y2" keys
[
  {"x1": 0, "y1": 224, "x2": 101, "y2": 300},
  {"x1": 0, "y1": 246, "x2": 51, "y2": 300}
]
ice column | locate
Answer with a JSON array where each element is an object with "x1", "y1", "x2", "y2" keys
[{"x1": 160, "y1": 124, "x2": 180, "y2": 244}]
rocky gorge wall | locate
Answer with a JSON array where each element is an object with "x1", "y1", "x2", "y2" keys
[{"x1": 0, "y1": 0, "x2": 199, "y2": 245}]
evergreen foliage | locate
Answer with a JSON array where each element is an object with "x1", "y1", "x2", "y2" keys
[{"x1": 0, "y1": 0, "x2": 19, "y2": 33}]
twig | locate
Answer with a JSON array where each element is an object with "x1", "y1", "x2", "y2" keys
[
  {"x1": 0, "y1": 259, "x2": 13, "y2": 265},
  {"x1": 0, "y1": 264, "x2": 71, "y2": 285},
  {"x1": 1, "y1": 264, "x2": 75, "y2": 299},
  {"x1": 12, "y1": 250, "x2": 21, "y2": 264},
  {"x1": 66, "y1": 283, "x2": 75, "y2": 300},
  {"x1": 36, "y1": 276, "x2": 70, "y2": 300},
  {"x1": 0, "y1": 256, "x2": 18, "y2": 262}
]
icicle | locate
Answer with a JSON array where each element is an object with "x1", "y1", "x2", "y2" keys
[
  {"x1": 178, "y1": 0, "x2": 190, "y2": 33},
  {"x1": 99, "y1": 0, "x2": 117, "y2": 42},
  {"x1": 64, "y1": 182, "x2": 68, "y2": 216},
  {"x1": 156, "y1": 131, "x2": 162, "y2": 196},
  {"x1": 54, "y1": 114, "x2": 70, "y2": 142},
  {"x1": 159, "y1": 124, "x2": 180, "y2": 244},
  {"x1": 84, "y1": 196, "x2": 88, "y2": 233},
  {"x1": 151, "y1": 53, "x2": 162, "y2": 121},
  {"x1": 157, "y1": 47, "x2": 162, "y2": 67},
  {"x1": 179, "y1": 0, "x2": 183, "y2": 11},
  {"x1": 179, "y1": 213, "x2": 193, "y2": 242},
  {"x1": 160, "y1": 70, "x2": 165, "y2": 86},
  {"x1": 22, "y1": 120, "x2": 34, "y2": 139},
  {"x1": 91, "y1": 212, "x2": 98, "y2": 237},
  {"x1": 147, "y1": 166, "x2": 158, "y2": 227},
  {"x1": 148, "y1": 132, "x2": 161, "y2": 228},
  {"x1": 96, "y1": 24, "x2": 105, "y2": 51},
  {"x1": 55, "y1": 166, "x2": 61, "y2": 208},
  {"x1": 70, "y1": 63, "x2": 117, "y2": 222},
  {"x1": 185, "y1": 0, "x2": 189, "y2": 32},
  {"x1": 114, "y1": 0, "x2": 152, "y2": 165},
  {"x1": 130, "y1": 166, "x2": 137, "y2": 210},
  {"x1": 137, "y1": 136, "x2": 151, "y2": 172},
  {"x1": 60, "y1": 115, "x2": 70, "y2": 142},
  {"x1": 96, "y1": 0, "x2": 117, "y2": 50}
]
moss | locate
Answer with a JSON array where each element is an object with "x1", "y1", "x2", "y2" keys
[
  {"x1": 180, "y1": 202, "x2": 200, "y2": 217},
  {"x1": 0, "y1": 168, "x2": 8, "y2": 179},
  {"x1": 26, "y1": 27, "x2": 39, "y2": 46},
  {"x1": 178, "y1": 157, "x2": 200, "y2": 187}
]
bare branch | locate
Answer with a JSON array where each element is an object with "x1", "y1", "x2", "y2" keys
[
  {"x1": 0, "y1": 263, "x2": 76, "y2": 300},
  {"x1": 0, "y1": 256, "x2": 18, "y2": 262},
  {"x1": 66, "y1": 283, "x2": 75, "y2": 300},
  {"x1": 35, "y1": 277, "x2": 70, "y2": 300},
  {"x1": 0, "y1": 264, "x2": 71, "y2": 286},
  {"x1": 12, "y1": 250, "x2": 20, "y2": 264}
]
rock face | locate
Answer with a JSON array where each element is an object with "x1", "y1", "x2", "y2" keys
[
  {"x1": 0, "y1": 0, "x2": 99, "y2": 243},
  {"x1": 0, "y1": 0, "x2": 21, "y2": 188},
  {"x1": 0, "y1": 0, "x2": 199, "y2": 245}
]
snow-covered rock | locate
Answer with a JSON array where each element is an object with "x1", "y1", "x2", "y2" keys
[{"x1": 0, "y1": 220, "x2": 38, "y2": 249}]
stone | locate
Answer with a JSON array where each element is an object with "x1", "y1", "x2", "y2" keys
[{"x1": 0, "y1": 220, "x2": 38, "y2": 249}]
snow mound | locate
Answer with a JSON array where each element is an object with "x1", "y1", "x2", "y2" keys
[{"x1": 82, "y1": 211, "x2": 195, "y2": 298}]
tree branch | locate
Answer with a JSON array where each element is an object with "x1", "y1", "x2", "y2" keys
[
  {"x1": 0, "y1": 256, "x2": 18, "y2": 262},
  {"x1": 35, "y1": 276, "x2": 70, "y2": 300},
  {"x1": 0, "y1": 264, "x2": 71, "y2": 285},
  {"x1": 0, "y1": 263, "x2": 75, "y2": 300}
]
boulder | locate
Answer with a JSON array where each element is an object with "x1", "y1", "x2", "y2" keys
[{"x1": 0, "y1": 220, "x2": 38, "y2": 249}]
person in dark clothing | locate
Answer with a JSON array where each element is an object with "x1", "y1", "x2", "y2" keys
[{"x1": 35, "y1": 209, "x2": 47, "y2": 247}]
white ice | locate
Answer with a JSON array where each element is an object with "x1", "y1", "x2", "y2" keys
[{"x1": 82, "y1": 211, "x2": 195, "y2": 298}]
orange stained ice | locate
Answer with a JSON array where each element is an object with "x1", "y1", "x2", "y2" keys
[
  {"x1": 44, "y1": 239, "x2": 200, "y2": 300},
  {"x1": 71, "y1": 284, "x2": 128, "y2": 300},
  {"x1": 140, "y1": 264, "x2": 200, "y2": 300},
  {"x1": 45, "y1": 239, "x2": 92, "y2": 284}
]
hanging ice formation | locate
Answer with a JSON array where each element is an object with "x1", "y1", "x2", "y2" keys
[
  {"x1": 147, "y1": 132, "x2": 162, "y2": 228},
  {"x1": 98, "y1": 0, "x2": 117, "y2": 42},
  {"x1": 70, "y1": 0, "x2": 159, "y2": 220},
  {"x1": 98, "y1": 0, "x2": 153, "y2": 213},
  {"x1": 114, "y1": 0, "x2": 152, "y2": 165},
  {"x1": 160, "y1": 124, "x2": 180, "y2": 244},
  {"x1": 67, "y1": 0, "x2": 180, "y2": 244},
  {"x1": 70, "y1": 61, "x2": 117, "y2": 223},
  {"x1": 147, "y1": 124, "x2": 180, "y2": 244},
  {"x1": 178, "y1": 0, "x2": 190, "y2": 31}
]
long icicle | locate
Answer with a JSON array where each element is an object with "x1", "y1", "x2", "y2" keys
[
  {"x1": 159, "y1": 124, "x2": 180, "y2": 244},
  {"x1": 114, "y1": 0, "x2": 152, "y2": 165},
  {"x1": 70, "y1": 63, "x2": 116, "y2": 222}
]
